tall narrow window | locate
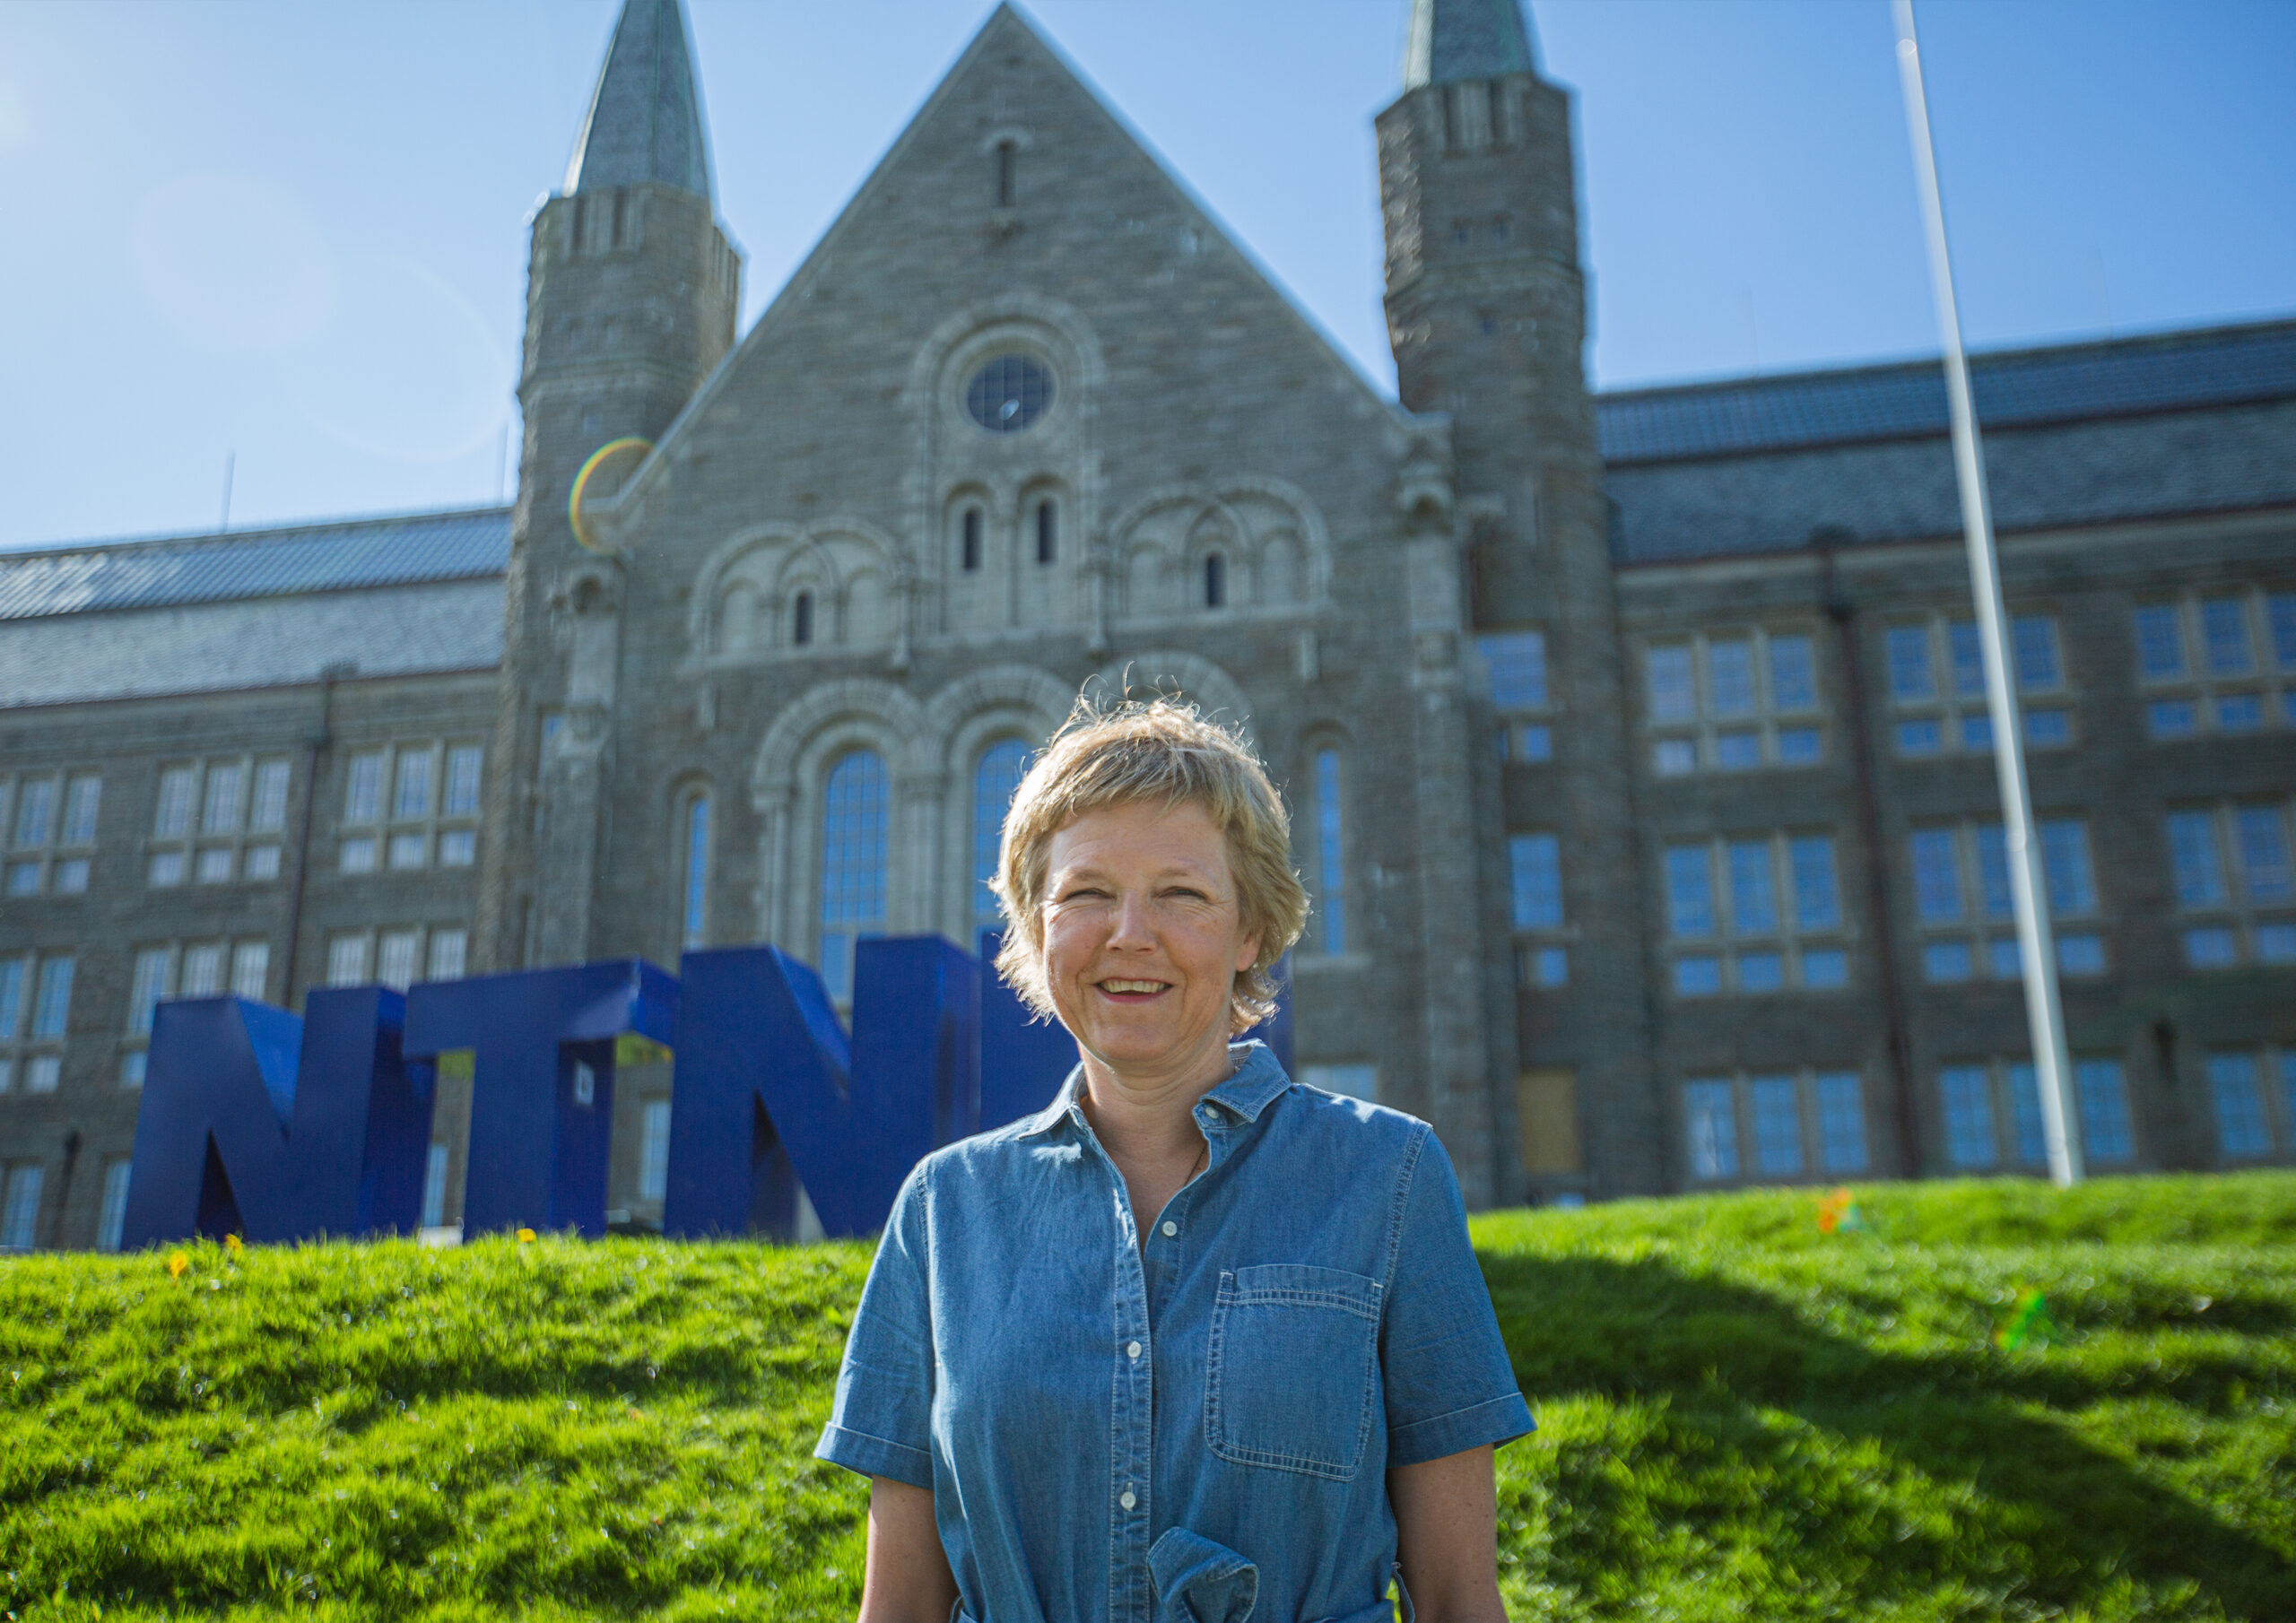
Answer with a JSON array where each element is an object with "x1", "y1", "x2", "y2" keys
[
  {"x1": 1204, "y1": 552, "x2": 1226, "y2": 609},
  {"x1": 12, "y1": 778, "x2": 52, "y2": 848},
  {"x1": 1665, "y1": 846, "x2": 1715, "y2": 938},
  {"x1": 1509, "y1": 834, "x2": 1563, "y2": 931},
  {"x1": 1942, "y1": 1065, "x2": 1998, "y2": 1168},
  {"x1": 249, "y1": 761, "x2": 291, "y2": 832},
  {"x1": 639, "y1": 1098, "x2": 674, "y2": 1201},
  {"x1": 155, "y1": 766, "x2": 194, "y2": 838},
  {"x1": 443, "y1": 747, "x2": 484, "y2": 818},
  {"x1": 962, "y1": 509, "x2": 984, "y2": 572},
  {"x1": 393, "y1": 751, "x2": 433, "y2": 822},
  {"x1": 2207, "y1": 1053, "x2": 2269, "y2": 1158},
  {"x1": 683, "y1": 793, "x2": 711, "y2": 949},
  {"x1": 2076, "y1": 1059, "x2": 2134, "y2": 1161},
  {"x1": 793, "y1": 591, "x2": 814, "y2": 647},
  {"x1": 31, "y1": 957, "x2": 72, "y2": 1039},
  {"x1": 229, "y1": 942, "x2": 269, "y2": 1002},
  {"x1": 1684, "y1": 1081, "x2": 1739, "y2": 1180},
  {"x1": 820, "y1": 751, "x2": 890, "y2": 1002},
  {"x1": 1, "y1": 1166, "x2": 42, "y2": 1250},
  {"x1": 972, "y1": 742, "x2": 1031, "y2": 928},
  {"x1": 996, "y1": 141, "x2": 1016, "y2": 209},
  {"x1": 1316, "y1": 750, "x2": 1347, "y2": 954},
  {"x1": 1036, "y1": 500, "x2": 1057, "y2": 565},
  {"x1": 421, "y1": 1143, "x2": 450, "y2": 1228},
  {"x1": 62, "y1": 777, "x2": 100, "y2": 845},
  {"x1": 1814, "y1": 1072, "x2": 1869, "y2": 1173},
  {"x1": 1749, "y1": 1076, "x2": 1804, "y2": 1176},
  {"x1": 426, "y1": 930, "x2": 467, "y2": 982},
  {"x1": 97, "y1": 1159, "x2": 132, "y2": 1252}
]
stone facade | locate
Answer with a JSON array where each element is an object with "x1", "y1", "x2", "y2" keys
[{"x1": 4, "y1": 0, "x2": 2292, "y2": 1250}]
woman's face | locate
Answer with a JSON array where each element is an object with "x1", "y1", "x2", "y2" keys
[{"x1": 1039, "y1": 798, "x2": 1261, "y2": 1093}]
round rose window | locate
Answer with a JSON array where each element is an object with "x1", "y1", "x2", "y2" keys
[{"x1": 965, "y1": 354, "x2": 1053, "y2": 433}]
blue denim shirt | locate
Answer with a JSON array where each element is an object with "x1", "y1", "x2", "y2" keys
[{"x1": 817, "y1": 1042, "x2": 1534, "y2": 1622}]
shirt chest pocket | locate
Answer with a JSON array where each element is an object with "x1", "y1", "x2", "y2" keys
[{"x1": 1205, "y1": 1263, "x2": 1383, "y2": 1482}]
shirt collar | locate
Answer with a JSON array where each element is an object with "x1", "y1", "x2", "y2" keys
[{"x1": 1016, "y1": 1041, "x2": 1292, "y2": 1139}]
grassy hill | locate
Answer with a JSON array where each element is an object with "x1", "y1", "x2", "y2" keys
[{"x1": 1, "y1": 1172, "x2": 2290, "y2": 1621}]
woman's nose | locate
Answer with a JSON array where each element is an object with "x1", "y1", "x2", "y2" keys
[{"x1": 1106, "y1": 890, "x2": 1155, "y2": 947}]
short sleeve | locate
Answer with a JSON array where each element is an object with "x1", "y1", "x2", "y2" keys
[
  {"x1": 814, "y1": 1161, "x2": 937, "y2": 1488},
  {"x1": 1379, "y1": 1127, "x2": 1535, "y2": 1468}
]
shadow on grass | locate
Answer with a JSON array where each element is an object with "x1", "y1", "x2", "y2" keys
[{"x1": 1485, "y1": 1252, "x2": 2293, "y2": 1619}]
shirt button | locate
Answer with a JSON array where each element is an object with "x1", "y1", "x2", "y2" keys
[
  {"x1": 1119, "y1": 1489, "x2": 1136, "y2": 1510},
  {"x1": 1126, "y1": 1341, "x2": 1142, "y2": 1359},
  {"x1": 1161, "y1": 1220, "x2": 1178, "y2": 1237}
]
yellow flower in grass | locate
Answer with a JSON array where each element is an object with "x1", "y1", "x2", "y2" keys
[
  {"x1": 517, "y1": 1228, "x2": 537, "y2": 1244},
  {"x1": 224, "y1": 1233, "x2": 244, "y2": 1257},
  {"x1": 167, "y1": 1251, "x2": 189, "y2": 1278}
]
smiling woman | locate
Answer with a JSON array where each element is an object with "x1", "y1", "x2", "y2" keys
[{"x1": 816, "y1": 696, "x2": 1533, "y2": 1623}]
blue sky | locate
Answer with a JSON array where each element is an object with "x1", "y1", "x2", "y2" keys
[{"x1": 0, "y1": 0, "x2": 2288, "y2": 550}]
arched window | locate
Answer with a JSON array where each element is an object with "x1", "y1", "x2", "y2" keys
[
  {"x1": 996, "y1": 141, "x2": 1017, "y2": 209},
  {"x1": 1204, "y1": 552, "x2": 1227, "y2": 609},
  {"x1": 972, "y1": 739, "x2": 1033, "y2": 929},
  {"x1": 793, "y1": 590, "x2": 814, "y2": 647},
  {"x1": 1035, "y1": 500, "x2": 1057, "y2": 565},
  {"x1": 1316, "y1": 748, "x2": 1347, "y2": 954},
  {"x1": 819, "y1": 751, "x2": 889, "y2": 1001},
  {"x1": 961, "y1": 509, "x2": 983, "y2": 573},
  {"x1": 680, "y1": 791, "x2": 710, "y2": 949}
]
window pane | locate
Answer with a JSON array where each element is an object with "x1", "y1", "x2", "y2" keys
[
  {"x1": 444, "y1": 747, "x2": 484, "y2": 817},
  {"x1": 155, "y1": 767, "x2": 194, "y2": 838},
  {"x1": 1750, "y1": 1077, "x2": 1803, "y2": 1176},
  {"x1": 1941, "y1": 1065, "x2": 1997, "y2": 1168},
  {"x1": 378, "y1": 931, "x2": 421, "y2": 992},
  {"x1": 1802, "y1": 948, "x2": 1848, "y2": 988},
  {"x1": 1961, "y1": 711, "x2": 1994, "y2": 751},
  {"x1": 2147, "y1": 699, "x2": 2197, "y2": 737},
  {"x1": 178, "y1": 945, "x2": 222, "y2": 1000},
  {"x1": 1911, "y1": 830, "x2": 1963, "y2": 923},
  {"x1": 2012, "y1": 616, "x2": 2061, "y2": 690},
  {"x1": 393, "y1": 751, "x2": 433, "y2": 821},
  {"x1": 344, "y1": 754, "x2": 385, "y2": 825},
  {"x1": 1714, "y1": 732, "x2": 1761, "y2": 771},
  {"x1": 1673, "y1": 955, "x2": 1722, "y2": 995},
  {"x1": 640, "y1": 1099, "x2": 674, "y2": 1202},
  {"x1": 2199, "y1": 596, "x2": 2253, "y2": 675},
  {"x1": 2076, "y1": 1059, "x2": 2134, "y2": 1161},
  {"x1": 2134, "y1": 605, "x2": 2187, "y2": 681},
  {"x1": 98, "y1": 1160, "x2": 133, "y2": 1253},
  {"x1": 820, "y1": 751, "x2": 891, "y2": 1001},
  {"x1": 2040, "y1": 820, "x2": 2096, "y2": 916},
  {"x1": 426, "y1": 929, "x2": 467, "y2": 982},
  {"x1": 62, "y1": 777, "x2": 100, "y2": 846},
  {"x1": 1509, "y1": 833, "x2": 1562, "y2": 931},
  {"x1": 2007, "y1": 1063, "x2": 2047, "y2": 1167},
  {"x1": 421, "y1": 1143, "x2": 450, "y2": 1229},
  {"x1": 1787, "y1": 837, "x2": 1840, "y2": 931},
  {"x1": 230, "y1": 943, "x2": 269, "y2": 1002},
  {"x1": 31, "y1": 958, "x2": 73, "y2": 1038},
  {"x1": 1316, "y1": 751, "x2": 1349, "y2": 953},
  {"x1": 1685, "y1": 1081, "x2": 1738, "y2": 1179},
  {"x1": 438, "y1": 831, "x2": 474, "y2": 867},
  {"x1": 1709, "y1": 640, "x2": 1756, "y2": 717},
  {"x1": 2256, "y1": 923, "x2": 2296, "y2": 963},
  {"x1": 1, "y1": 1167, "x2": 43, "y2": 1250},
  {"x1": 2216, "y1": 694, "x2": 2265, "y2": 733},
  {"x1": 339, "y1": 838, "x2": 377, "y2": 874},
  {"x1": 1648, "y1": 647, "x2": 1695, "y2": 723},
  {"x1": 2206, "y1": 1053, "x2": 2269, "y2": 1158},
  {"x1": 973, "y1": 742, "x2": 1032, "y2": 928},
  {"x1": 2233, "y1": 807, "x2": 2293, "y2": 904},
  {"x1": 1974, "y1": 826, "x2": 2013, "y2": 921},
  {"x1": 249, "y1": 760, "x2": 291, "y2": 832},
  {"x1": 1727, "y1": 841, "x2": 1777, "y2": 936},
  {"x1": 387, "y1": 834, "x2": 427, "y2": 870},
  {"x1": 1923, "y1": 942, "x2": 1974, "y2": 983},
  {"x1": 2166, "y1": 812, "x2": 2227, "y2": 907},
  {"x1": 2283, "y1": 1055, "x2": 2296, "y2": 1151},
  {"x1": 1478, "y1": 632, "x2": 1548, "y2": 710},
  {"x1": 12, "y1": 778, "x2": 53, "y2": 848},
  {"x1": 129, "y1": 950, "x2": 170, "y2": 1035},
  {"x1": 201, "y1": 763, "x2": 243, "y2": 834},
  {"x1": 1948, "y1": 621, "x2": 1986, "y2": 699},
  {"x1": 1815, "y1": 1072, "x2": 1869, "y2": 1173},
  {"x1": 326, "y1": 935, "x2": 370, "y2": 987},
  {"x1": 0, "y1": 959, "x2": 24, "y2": 1039},
  {"x1": 1665, "y1": 845, "x2": 1714, "y2": 938},
  {"x1": 1768, "y1": 635, "x2": 1816, "y2": 712},
  {"x1": 1737, "y1": 951, "x2": 1783, "y2": 993},
  {"x1": 683, "y1": 794, "x2": 712, "y2": 948},
  {"x1": 1895, "y1": 718, "x2": 1943, "y2": 755},
  {"x1": 2057, "y1": 933, "x2": 2107, "y2": 976},
  {"x1": 2270, "y1": 593, "x2": 2296, "y2": 671},
  {"x1": 1654, "y1": 738, "x2": 1697, "y2": 776},
  {"x1": 2185, "y1": 926, "x2": 2238, "y2": 968},
  {"x1": 1777, "y1": 726, "x2": 1822, "y2": 765},
  {"x1": 2023, "y1": 707, "x2": 2072, "y2": 748},
  {"x1": 1886, "y1": 627, "x2": 1935, "y2": 702}
]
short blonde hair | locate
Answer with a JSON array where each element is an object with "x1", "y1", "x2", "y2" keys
[{"x1": 992, "y1": 695, "x2": 1308, "y2": 1034}]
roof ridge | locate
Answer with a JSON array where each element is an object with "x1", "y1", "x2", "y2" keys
[{"x1": 1, "y1": 503, "x2": 514, "y2": 565}]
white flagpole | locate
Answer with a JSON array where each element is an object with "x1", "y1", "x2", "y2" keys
[{"x1": 1892, "y1": 0, "x2": 2083, "y2": 1185}]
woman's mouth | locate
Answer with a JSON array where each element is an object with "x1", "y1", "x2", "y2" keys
[{"x1": 1096, "y1": 978, "x2": 1169, "y2": 999}]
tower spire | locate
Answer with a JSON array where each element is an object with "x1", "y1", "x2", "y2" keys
[
  {"x1": 564, "y1": 0, "x2": 715, "y2": 201},
  {"x1": 1403, "y1": 0, "x2": 1539, "y2": 88}
]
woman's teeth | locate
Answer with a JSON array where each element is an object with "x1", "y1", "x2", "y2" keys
[{"x1": 1100, "y1": 979, "x2": 1166, "y2": 994}]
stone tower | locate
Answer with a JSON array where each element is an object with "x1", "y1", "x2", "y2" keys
[
  {"x1": 1378, "y1": 0, "x2": 1665, "y2": 1196},
  {"x1": 477, "y1": 0, "x2": 742, "y2": 972}
]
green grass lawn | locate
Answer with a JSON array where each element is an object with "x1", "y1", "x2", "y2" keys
[{"x1": 2, "y1": 1172, "x2": 2290, "y2": 1621}]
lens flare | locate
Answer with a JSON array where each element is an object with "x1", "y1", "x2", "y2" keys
[{"x1": 568, "y1": 438, "x2": 653, "y2": 553}]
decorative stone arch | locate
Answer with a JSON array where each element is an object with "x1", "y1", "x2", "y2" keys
[
  {"x1": 1083, "y1": 650, "x2": 1255, "y2": 743},
  {"x1": 747, "y1": 679, "x2": 934, "y2": 949},
  {"x1": 688, "y1": 521, "x2": 805, "y2": 655},
  {"x1": 904, "y1": 291, "x2": 1109, "y2": 417},
  {"x1": 1104, "y1": 479, "x2": 1330, "y2": 620},
  {"x1": 922, "y1": 664, "x2": 1076, "y2": 937},
  {"x1": 1213, "y1": 473, "x2": 1334, "y2": 604}
]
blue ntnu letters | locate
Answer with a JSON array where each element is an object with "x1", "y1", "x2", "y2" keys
[{"x1": 117, "y1": 985, "x2": 430, "y2": 1249}]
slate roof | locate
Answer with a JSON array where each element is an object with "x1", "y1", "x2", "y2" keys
[
  {"x1": 563, "y1": 0, "x2": 714, "y2": 201},
  {"x1": 1405, "y1": 0, "x2": 1539, "y2": 87},
  {"x1": 0, "y1": 508, "x2": 510, "y2": 624},
  {"x1": 1596, "y1": 319, "x2": 2296, "y2": 464}
]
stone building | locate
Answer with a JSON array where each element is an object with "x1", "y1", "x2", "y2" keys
[{"x1": 3, "y1": 0, "x2": 2292, "y2": 1251}]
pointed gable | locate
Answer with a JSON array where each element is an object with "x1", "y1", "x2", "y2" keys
[{"x1": 564, "y1": 0, "x2": 715, "y2": 200}]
